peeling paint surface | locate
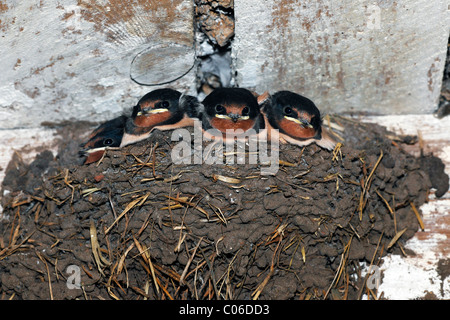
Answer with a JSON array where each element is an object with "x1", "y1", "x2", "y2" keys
[
  {"x1": 363, "y1": 114, "x2": 450, "y2": 299},
  {"x1": 233, "y1": 0, "x2": 449, "y2": 115},
  {"x1": 0, "y1": 0, "x2": 195, "y2": 129}
]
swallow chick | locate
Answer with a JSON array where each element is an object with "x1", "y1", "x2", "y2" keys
[
  {"x1": 194, "y1": 87, "x2": 266, "y2": 142},
  {"x1": 120, "y1": 88, "x2": 198, "y2": 146},
  {"x1": 262, "y1": 91, "x2": 335, "y2": 150},
  {"x1": 79, "y1": 115, "x2": 127, "y2": 164},
  {"x1": 80, "y1": 116, "x2": 155, "y2": 165},
  {"x1": 80, "y1": 89, "x2": 200, "y2": 164},
  {"x1": 132, "y1": 88, "x2": 195, "y2": 130}
]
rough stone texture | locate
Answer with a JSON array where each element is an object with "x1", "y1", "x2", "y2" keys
[
  {"x1": 232, "y1": 0, "x2": 449, "y2": 115},
  {"x1": 0, "y1": 0, "x2": 195, "y2": 129},
  {"x1": 195, "y1": 0, "x2": 235, "y2": 47}
]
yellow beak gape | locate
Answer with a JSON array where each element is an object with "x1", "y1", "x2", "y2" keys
[
  {"x1": 284, "y1": 116, "x2": 313, "y2": 128},
  {"x1": 216, "y1": 114, "x2": 250, "y2": 120},
  {"x1": 215, "y1": 114, "x2": 232, "y2": 120},
  {"x1": 148, "y1": 108, "x2": 169, "y2": 114},
  {"x1": 137, "y1": 108, "x2": 169, "y2": 116}
]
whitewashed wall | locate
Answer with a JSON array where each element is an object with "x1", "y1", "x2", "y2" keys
[
  {"x1": 232, "y1": 0, "x2": 449, "y2": 115},
  {"x1": 0, "y1": 0, "x2": 196, "y2": 129},
  {"x1": 0, "y1": 0, "x2": 449, "y2": 131}
]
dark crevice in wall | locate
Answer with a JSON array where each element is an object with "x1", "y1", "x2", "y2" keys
[
  {"x1": 194, "y1": 0, "x2": 235, "y2": 99},
  {"x1": 436, "y1": 36, "x2": 450, "y2": 118}
]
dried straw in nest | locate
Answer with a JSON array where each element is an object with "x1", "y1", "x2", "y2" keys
[{"x1": 0, "y1": 116, "x2": 432, "y2": 300}]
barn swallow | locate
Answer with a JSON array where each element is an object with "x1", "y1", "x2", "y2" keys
[
  {"x1": 131, "y1": 88, "x2": 195, "y2": 129},
  {"x1": 194, "y1": 87, "x2": 266, "y2": 142},
  {"x1": 120, "y1": 88, "x2": 198, "y2": 146},
  {"x1": 79, "y1": 115, "x2": 127, "y2": 164},
  {"x1": 261, "y1": 91, "x2": 335, "y2": 150},
  {"x1": 80, "y1": 117, "x2": 156, "y2": 165},
  {"x1": 80, "y1": 89, "x2": 200, "y2": 164}
]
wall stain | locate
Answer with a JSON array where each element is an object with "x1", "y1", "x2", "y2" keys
[
  {"x1": 0, "y1": 0, "x2": 8, "y2": 13},
  {"x1": 76, "y1": 0, "x2": 192, "y2": 46},
  {"x1": 0, "y1": 0, "x2": 9, "y2": 31},
  {"x1": 428, "y1": 61, "x2": 436, "y2": 92},
  {"x1": 427, "y1": 57, "x2": 442, "y2": 93},
  {"x1": 264, "y1": 0, "x2": 342, "y2": 94}
]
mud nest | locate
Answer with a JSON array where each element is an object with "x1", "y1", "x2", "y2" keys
[{"x1": 0, "y1": 116, "x2": 442, "y2": 300}]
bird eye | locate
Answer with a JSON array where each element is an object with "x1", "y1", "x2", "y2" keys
[
  {"x1": 283, "y1": 106, "x2": 293, "y2": 115},
  {"x1": 104, "y1": 138, "x2": 114, "y2": 146},
  {"x1": 242, "y1": 106, "x2": 250, "y2": 116},
  {"x1": 161, "y1": 101, "x2": 170, "y2": 108},
  {"x1": 215, "y1": 104, "x2": 226, "y2": 114}
]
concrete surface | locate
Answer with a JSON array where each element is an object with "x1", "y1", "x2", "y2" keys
[
  {"x1": 233, "y1": 0, "x2": 449, "y2": 115},
  {"x1": 0, "y1": 0, "x2": 196, "y2": 129}
]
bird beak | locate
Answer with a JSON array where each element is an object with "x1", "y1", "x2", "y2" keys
[
  {"x1": 79, "y1": 141, "x2": 94, "y2": 153},
  {"x1": 284, "y1": 116, "x2": 313, "y2": 128},
  {"x1": 137, "y1": 108, "x2": 169, "y2": 116},
  {"x1": 216, "y1": 114, "x2": 250, "y2": 122},
  {"x1": 215, "y1": 114, "x2": 232, "y2": 120}
]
